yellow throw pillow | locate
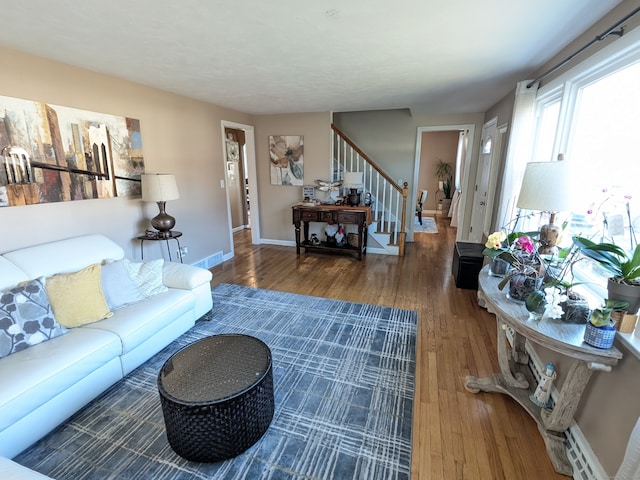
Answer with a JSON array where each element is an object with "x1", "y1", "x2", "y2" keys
[{"x1": 45, "y1": 264, "x2": 113, "y2": 328}]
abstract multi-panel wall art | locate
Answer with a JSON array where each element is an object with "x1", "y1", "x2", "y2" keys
[{"x1": 0, "y1": 94, "x2": 144, "y2": 207}]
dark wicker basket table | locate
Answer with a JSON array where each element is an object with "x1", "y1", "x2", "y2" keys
[{"x1": 158, "y1": 334, "x2": 274, "y2": 462}]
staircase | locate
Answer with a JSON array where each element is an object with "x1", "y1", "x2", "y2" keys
[{"x1": 331, "y1": 124, "x2": 408, "y2": 256}]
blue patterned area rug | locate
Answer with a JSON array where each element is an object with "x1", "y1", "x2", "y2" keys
[
  {"x1": 414, "y1": 216, "x2": 438, "y2": 234},
  {"x1": 16, "y1": 283, "x2": 417, "y2": 480}
]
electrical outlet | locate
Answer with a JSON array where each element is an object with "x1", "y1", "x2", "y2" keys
[{"x1": 178, "y1": 246, "x2": 188, "y2": 257}]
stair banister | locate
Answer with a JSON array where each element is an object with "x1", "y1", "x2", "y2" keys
[{"x1": 331, "y1": 124, "x2": 408, "y2": 256}]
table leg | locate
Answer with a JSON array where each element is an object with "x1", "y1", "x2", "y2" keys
[
  {"x1": 294, "y1": 221, "x2": 301, "y2": 254},
  {"x1": 165, "y1": 239, "x2": 172, "y2": 261},
  {"x1": 175, "y1": 237, "x2": 183, "y2": 263}
]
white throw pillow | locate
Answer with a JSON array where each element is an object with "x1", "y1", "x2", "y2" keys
[
  {"x1": 101, "y1": 260, "x2": 147, "y2": 309},
  {"x1": 124, "y1": 259, "x2": 168, "y2": 297}
]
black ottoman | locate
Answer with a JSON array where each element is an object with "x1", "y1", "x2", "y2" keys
[
  {"x1": 158, "y1": 334, "x2": 274, "y2": 462},
  {"x1": 452, "y1": 242, "x2": 485, "y2": 290}
]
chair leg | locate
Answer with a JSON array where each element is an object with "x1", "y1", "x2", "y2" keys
[{"x1": 417, "y1": 209, "x2": 423, "y2": 225}]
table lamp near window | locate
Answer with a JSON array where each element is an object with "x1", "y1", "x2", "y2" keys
[
  {"x1": 516, "y1": 156, "x2": 575, "y2": 256},
  {"x1": 141, "y1": 173, "x2": 179, "y2": 238}
]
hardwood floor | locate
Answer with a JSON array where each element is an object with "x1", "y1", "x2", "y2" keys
[{"x1": 211, "y1": 217, "x2": 566, "y2": 479}]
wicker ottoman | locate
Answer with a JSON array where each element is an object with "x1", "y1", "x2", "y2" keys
[{"x1": 158, "y1": 334, "x2": 274, "y2": 462}]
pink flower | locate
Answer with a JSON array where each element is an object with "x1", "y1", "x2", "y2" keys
[{"x1": 516, "y1": 236, "x2": 535, "y2": 254}]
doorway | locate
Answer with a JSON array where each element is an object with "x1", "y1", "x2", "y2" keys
[
  {"x1": 412, "y1": 124, "x2": 475, "y2": 242},
  {"x1": 220, "y1": 120, "x2": 259, "y2": 257},
  {"x1": 468, "y1": 118, "x2": 505, "y2": 243}
]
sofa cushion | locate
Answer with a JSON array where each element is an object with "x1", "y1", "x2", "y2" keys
[
  {"x1": 0, "y1": 327, "x2": 121, "y2": 433},
  {"x1": 124, "y1": 259, "x2": 168, "y2": 296},
  {"x1": 2, "y1": 235, "x2": 125, "y2": 280},
  {"x1": 163, "y1": 261, "x2": 213, "y2": 289},
  {"x1": 45, "y1": 264, "x2": 113, "y2": 328},
  {"x1": 0, "y1": 257, "x2": 30, "y2": 291},
  {"x1": 82, "y1": 288, "x2": 194, "y2": 355},
  {"x1": 101, "y1": 260, "x2": 147, "y2": 310},
  {"x1": 0, "y1": 279, "x2": 67, "y2": 359}
]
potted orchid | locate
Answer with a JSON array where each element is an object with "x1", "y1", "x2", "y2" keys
[{"x1": 483, "y1": 232, "x2": 545, "y2": 302}]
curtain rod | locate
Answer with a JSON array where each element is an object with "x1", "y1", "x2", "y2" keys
[{"x1": 527, "y1": 6, "x2": 640, "y2": 89}]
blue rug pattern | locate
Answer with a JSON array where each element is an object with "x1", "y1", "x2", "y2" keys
[{"x1": 16, "y1": 283, "x2": 417, "y2": 479}]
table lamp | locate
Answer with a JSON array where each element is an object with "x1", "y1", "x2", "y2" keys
[
  {"x1": 516, "y1": 157, "x2": 575, "y2": 256},
  {"x1": 141, "y1": 173, "x2": 179, "y2": 238},
  {"x1": 343, "y1": 171, "x2": 363, "y2": 206}
]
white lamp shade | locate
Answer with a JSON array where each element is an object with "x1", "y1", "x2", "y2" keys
[
  {"x1": 141, "y1": 174, "x2": 179, "y2": 202},
  {"x1": 343, "y1": 172, "x2": 363, "y2": 189},
  {"x1": 516, "y1": 161, "x2": 578, "y2": 213}
]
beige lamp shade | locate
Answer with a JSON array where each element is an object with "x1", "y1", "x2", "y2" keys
[
  {"x1": 343, "y1": 172, "x2": 364, "y2": 189},
  {"x1": 516, "y1": 161, "x2": 576, "y2": 213},
  {"x1": 141, "y1": 174, "x2": 179, "y2": 202}
]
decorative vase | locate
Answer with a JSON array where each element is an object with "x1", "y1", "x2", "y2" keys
[
  {"x1": 489, "y1": 257, "x2": 509, "y2": 277},
  {"x1": 583, "y1": 322, "x2": 617, "y2": 349},
  {"x1": 559, "y1": 292, "x2": 590, "y2": 324},
  {"x1": 607, "y1": 278, "x2": 640, "y2": 315},
  {"x1": 347, "y1": 188, "x2": 360, "y2": 206},
  {"x1": 508, "y1": 273, "x2": 543, "y2": 303}
]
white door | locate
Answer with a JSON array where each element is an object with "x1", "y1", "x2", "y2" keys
[{"x1": 469, "y1": 119, "x2": 497, "y2": 243}]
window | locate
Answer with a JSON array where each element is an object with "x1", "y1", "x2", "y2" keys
[{"x1": 517, "y1": 25, "x2": 640, "y2": 350}]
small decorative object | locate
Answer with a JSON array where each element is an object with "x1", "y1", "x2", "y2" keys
[
  {"x1": 530, "y1": 362, "x2": 557, "y2": 408},
  {"x1": 335, "y1": 225, "x2": 345, "y2": 247},
  {"x1": 309, "y1": 233, "x2": 320, "y2": 246},
  {"x1": 559, "y1": 292, "x2": 590, "y2": 324},
  {"x1": 525, "y1": 289, "x2": 546, "y2": 321},
  {"x1": 325, "y1": 221, "x2": 338, "y2": 245},
  {"x1": 364, "y1": 192, "x2": 372, "y2": 206},
  {"x1": 316, "y1": 179, "x2": 341, "y2": 203},
  {"x1": 141, "y1": 173, "x2": 179, "y2": 238},
  {"x1": 584, "y1": 298, "x2": 629, "y2": 349},
  {"x1": 614, "y1": 312, "x2": 639, "y2": 333},
  {"x1": 489, "y1": 257, "x2": 509, "y2": 277}
]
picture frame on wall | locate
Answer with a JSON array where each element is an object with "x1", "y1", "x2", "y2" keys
[
  {"x1": 269, "y1": 135, "x2": 303, "y2": 186},
  {"x1": 226, "y1": 140, "x2": 240, "y2": 162}
]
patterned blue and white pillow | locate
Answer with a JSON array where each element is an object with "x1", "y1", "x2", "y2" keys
[{"x1": 0, "y1": 278, "x2": 67, "y2": 358}]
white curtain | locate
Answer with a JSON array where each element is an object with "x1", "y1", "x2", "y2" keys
[
  {"x1": 617, "y1": 417, "x2": 640, "y2": 479},
  {"x1": 449, "y1": 190, "x2": 462, "y2": 227},
  {"x1": 495, "y1": 80, "x2": 539, "y2": 230}
]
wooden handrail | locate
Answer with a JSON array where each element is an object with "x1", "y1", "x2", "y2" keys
[
  {"x1": 331, "y1": 124, "x2": 403, "y2": 194},
  {"x1": 331, "y1": 123, "x2": 408, "y2": 256}
]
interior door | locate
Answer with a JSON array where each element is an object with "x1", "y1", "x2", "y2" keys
[{"x1": 469, "y1": 119, "x2": 497, "y2": 243}]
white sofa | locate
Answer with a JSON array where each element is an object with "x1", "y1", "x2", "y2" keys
[{"x1": 0, "y1": 234, "x2": 213, "y2": 463}]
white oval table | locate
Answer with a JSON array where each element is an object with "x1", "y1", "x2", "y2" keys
[{"x1": 465, "y1": 265, "x2": 622, "y2": 476}]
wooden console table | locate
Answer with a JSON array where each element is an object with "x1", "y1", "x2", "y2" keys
[
  {"x1": 465, "y1": 265, "x2": 622, "y2": 476},
  {"x1": 292, "y1": 205, "x2": 372, "y2": 261}
]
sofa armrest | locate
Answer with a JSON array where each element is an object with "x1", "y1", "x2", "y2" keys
[{"x1": 162, "y1": 262, "x2": 212, "y2": 290}]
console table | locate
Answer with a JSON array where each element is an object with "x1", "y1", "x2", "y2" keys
[
  {"x1": 465, "y1": 265, "x2": 622, "y2": 476},
  {"x1": 292, "y1": 205, "x2": 372, "y2": 261}
]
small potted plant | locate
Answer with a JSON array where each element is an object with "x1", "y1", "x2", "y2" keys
[
  {"x1": 573, "y1": 236, "x2": 640, "y2": 314},
  {"x1": 435, "y1": 160, "x2": 454, "y2": 213},
  {"x1": 584, "y1": 299, "x2": 629, "y2": 349}
]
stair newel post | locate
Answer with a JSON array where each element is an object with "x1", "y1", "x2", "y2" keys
[{"x1": 398, "y1": 182, "x2": 408, "y2": 256}]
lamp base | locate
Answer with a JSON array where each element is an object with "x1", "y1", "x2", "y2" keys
[
  {"x1": 539, "y1": 222, "x2": 560, "y2": 256},
  {"x1": 151, "y1": 201, "x2": 176, "y2": 237}
]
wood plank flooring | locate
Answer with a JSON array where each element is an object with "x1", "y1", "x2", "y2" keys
[{"x1": 211, "y1": 216, "x2": 566, "y2": 479}]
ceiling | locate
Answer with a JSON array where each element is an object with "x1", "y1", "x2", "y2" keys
[{"x1": 0, "y1": 0, "x2": 623, "y2": 115}]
